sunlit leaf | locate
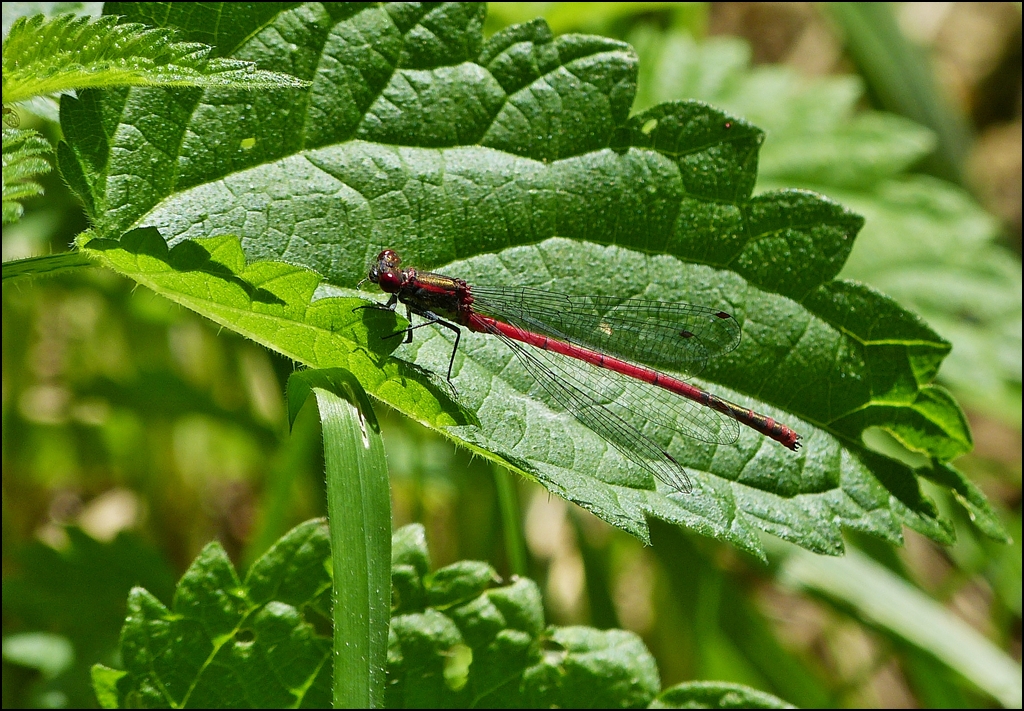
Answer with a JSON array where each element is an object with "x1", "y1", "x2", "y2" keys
[{"x1": 64, "y1": 3, "x2": 998, "y2": 557}]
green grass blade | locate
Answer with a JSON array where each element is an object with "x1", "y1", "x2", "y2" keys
[
  {"x1": 2, "y1": 250, "x2": 94, "y2": 281},
  {"x1": 288, "y1": 369, "x2": 391, "y2": 708}
]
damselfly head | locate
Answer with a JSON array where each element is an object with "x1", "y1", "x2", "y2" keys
[{"x1": 367, "y1": 249, "x2": 405, "y2": 293}]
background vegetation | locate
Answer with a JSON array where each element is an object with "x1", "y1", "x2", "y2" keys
[{"x1": 3, "y1": 2, "x2": 1020, "y2": 708}]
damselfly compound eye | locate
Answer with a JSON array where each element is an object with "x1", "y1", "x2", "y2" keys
[
  {"x1": 377, "y1": 269, "x2": 402, "y2": 292},
  {"x1": 377, "y1": 249, "x2": 401, "y2": 267}
]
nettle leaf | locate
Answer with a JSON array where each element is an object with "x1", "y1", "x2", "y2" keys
[
  {"x1": 94, "y1": 521, "x2": 664, "y2": 709},
  {"x1": 92, "y1": 519, "x2": 334, "y2": 708},
  {"x1": 65, "y1": 3, "x2": 995, "y2": 555},
  {"x1": 1, "y1": 13, "x2": 308, "y2": 106},
  {"x1": 388, "y1": 524, "x2": 660, "y2": 708}
]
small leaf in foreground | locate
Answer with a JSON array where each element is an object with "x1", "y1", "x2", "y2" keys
[
  {"x1": 387, "y1": 523, "x2": 663, "y2": 708},
  {"x1": 1, "y1": 13, "x2": 309, "y2": 106},
  {"x1": 93, "y1": 519, "x2": 333, "y2": 709},
  {"x1": 94, "y1": 519, "x2": 666, "y2": 708},
  {"x1": 2, "y1": 127, "x2": 52, "y2": 223}
]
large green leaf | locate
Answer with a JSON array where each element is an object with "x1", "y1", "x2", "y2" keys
[{"x1": 64, "y1": 3, "x2": 996, "y2": 556}]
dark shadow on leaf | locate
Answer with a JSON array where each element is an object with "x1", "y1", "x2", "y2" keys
[
  {"x1": 351, "y1": 300, "x2": 404, "y2": 358},
  {"x1": 848, "y1": 445, "x2": 942, "y2": 521},
  {"x1": 539, "y1": 635, "x2": 567, "y2": 653},
  {"x1": 351, "y1": 305, "x2": 479, "y2": 427},
  {"x1": 303, "y1": 605, "x2": 333, "y2": 639},
  {"x1": 396, "y1": 357, "x2": 479, "y2": 428},
  {"x1": 93, "y1": 228, "x2": 285, "y2": 305}
]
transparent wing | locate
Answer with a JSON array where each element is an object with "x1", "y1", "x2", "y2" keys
[
  {"x1": 471, "y1": 286, "x2": 741, "y2": 377},
  {"x1": 483, "y1": 324, "x2": 741, "y2": 494}
]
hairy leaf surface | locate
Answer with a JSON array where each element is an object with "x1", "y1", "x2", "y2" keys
[{"x1": 65, "y1": 3, "x2": 996, "y2": 555}]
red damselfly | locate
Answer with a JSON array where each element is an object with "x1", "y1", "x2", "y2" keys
[{"x1": 365, "y1": 249, "x2": 801, "y2": 493}]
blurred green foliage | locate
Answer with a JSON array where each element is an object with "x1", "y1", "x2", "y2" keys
[{"x1": 3, "y1": 2, "x2": 1020, "y2": 708}]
